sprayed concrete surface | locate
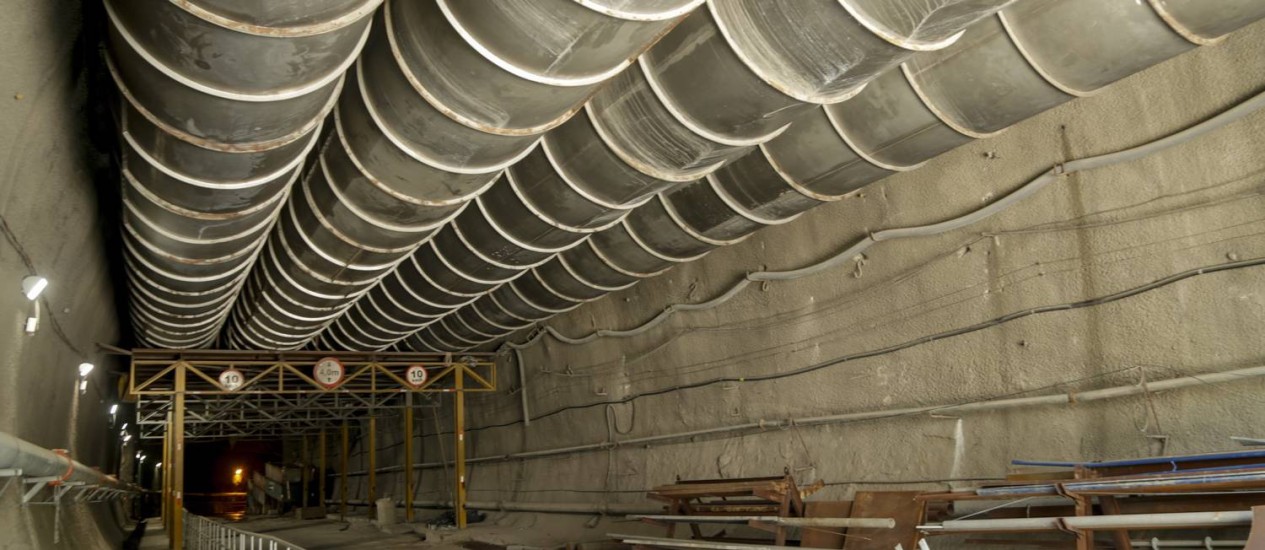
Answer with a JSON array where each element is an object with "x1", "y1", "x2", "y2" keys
[
  {"x1": 0, "y1": 0, "x2": 129, "y2": 547},
  {"x1": 327, "y1": 18, "x2": 1265, "y2": 549}
]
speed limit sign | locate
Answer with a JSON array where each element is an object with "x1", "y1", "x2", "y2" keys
[
  {"x1": 219, "y1": 368, "x2": 245, "y2": 391},
  {"x1": 313, "y1": 357, "x2": 345, "y2": 389},
  {"x1": 405, "y1": 365, "x2": 429, "y2": 388}
]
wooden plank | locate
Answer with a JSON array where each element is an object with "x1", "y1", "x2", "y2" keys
[
  {"x1": 800, "y1": 501, "x2": 853, "y2": 550},
  {"x1": 670, "y1": 476, "x2": 787, "y2": 485},
  {"x1": 1245, "y1": 505, "x2": 1265, "y2": 549},
  {"x1": 842, "y1": 492, "x2": 923, "y2": 550},
  {"x1": 653, "y1": 482, "x2": 790, "y2": 499},
  {"x1": 1098, "y1": 496, "x2": 1132, "y2": 550}
]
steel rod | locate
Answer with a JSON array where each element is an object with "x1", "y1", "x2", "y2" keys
[{"x1": 630, "y1": 515, "x2": 896, "y2": 529}]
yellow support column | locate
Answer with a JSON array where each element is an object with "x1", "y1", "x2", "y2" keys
[
  {"x1": 404, "y1": 393, "x2": 414, "y2": 523},
  {"x1": 340, "y1": 420, "x2": 349, "y2": 519},
  {"x1": 161, "y1": 415, "x2": 170, "y2": 532},
  {"x1": 367, "y1": 415, "x2": 377, "y2": 518},
  {"x1": 319, "y1": 428, "x2": 327, "y2": 512},
  {"x1": 170, "y1": 364, "x2": 186, "y2": 549},
  {"x1": 455, "y1": 367, "x2": 466, "y2": 529}
]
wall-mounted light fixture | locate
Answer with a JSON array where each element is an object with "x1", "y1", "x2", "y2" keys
[
  {"x1": 20, "y1": 276, "x2": 45, "y2": 334},
  {"x1": 78, "y1": 362, "x2": 94, "y2": 377},
  {"x1": 21, "y1": 276, "x2": 47, "y2": 301}
]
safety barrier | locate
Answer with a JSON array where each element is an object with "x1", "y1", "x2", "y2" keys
[{"x1": 183, "y1": 512, "x2": 305, "y2": 550}]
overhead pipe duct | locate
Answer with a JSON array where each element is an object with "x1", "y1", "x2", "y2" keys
[
  {"x1": 227, "y1": 0, "x2": 703, "y2": 349},
  {"x1": 418, "y1": 0, "x2": 1265, "y2": 353},
  {"x1": 583, "y1": 0, "x2": 1016, "y2": 183},
  {"x1": 104, "y1": 0, "x2": 380, "y2": 348},
  {"x1": 326, "y1": 106, "x2": 679, "y2": 351},
  {"x1": 398, "y1": 0, "x2": 1026, "y2": 351}
]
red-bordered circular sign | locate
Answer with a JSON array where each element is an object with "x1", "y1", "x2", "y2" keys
[
  {"x1": 313, "y1": 357, "x2": 345, "y2": 389},
  {"x1": 405, "y1": 365, "x2": 429, "y2": 388},
  {"x1": 218, "y1": 368, "x2": 245, "y2": 392}
]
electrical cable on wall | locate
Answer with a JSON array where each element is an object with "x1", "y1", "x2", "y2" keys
[
  {"x1": 430, "y1": 255, "x2": 1265, "y2": 437},
  {"x1": 500, "y1": 86, "x2": 1265, "y2": 357}
]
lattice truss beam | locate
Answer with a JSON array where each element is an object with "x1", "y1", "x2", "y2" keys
[{"x1": 129, "y1": 349, "x2": 496, "y2": 440}]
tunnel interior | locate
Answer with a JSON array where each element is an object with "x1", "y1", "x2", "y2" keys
[{"x1": 2, "y1": 0, "x2": 1265, "y2": 549}]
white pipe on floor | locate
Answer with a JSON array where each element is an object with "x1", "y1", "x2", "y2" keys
[
  {"x1": 924, "y1": 510, "x2": 1253, "y2": 532},
  {"x1": 1131, "y1": 538, "x2": 1247, "y2": 548}
]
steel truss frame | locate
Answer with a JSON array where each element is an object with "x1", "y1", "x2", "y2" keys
[
  {"x1": 129, "y1": 348, "x2": 497, "y2": 548},
  {"x1": 129, "y1": 349, "x2": 494, "y2": 440}
]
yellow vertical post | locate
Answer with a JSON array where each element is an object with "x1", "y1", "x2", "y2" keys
[
  {"x1": 367, "y1": 415, "x2": 377, "y2": 518},
  {"x1": 161, "y1": 414, "x2": 170, "y2": 532},
  {"x1": 301, "y1": 436, "x2": 310, "y2": 509},
  {"x1": 454, "y1": 366, "x2": 466, "y2": 529},
  {"x1": 171, "y1": 364, "x2": 186, "y2": 550},
  {"x1": 403, "y1": 392, "x2": 414, "y2": 523},
  {"x1": 319, "y1": 428, "x2": 327, "y2": 512},
  {"x1": 340, "y1": 420, "x2": 349, "y2": 519}
]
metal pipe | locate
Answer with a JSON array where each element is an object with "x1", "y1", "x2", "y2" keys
[
  {"x1": 925, "y1": 510, "x2": 1253, "y2": 532},
  {"x1": 333, "y1": 498, "x2": 661, "y2": 515},
  {"x1": 0, "y1": 431, "x2": 134, "y2": 491},
  {"x1": 975, "y1": 469, "x2": 1265, "y2": 497},
  {"x1": 630, "y1": 515, "x2": 897, "y2": 529}
]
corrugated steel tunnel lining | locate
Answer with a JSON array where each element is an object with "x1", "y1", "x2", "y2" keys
[{"x1": 107, "y1": 0, "x2": 1265, "y2": 352}]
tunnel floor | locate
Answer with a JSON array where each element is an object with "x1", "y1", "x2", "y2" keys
[{"x1": 149, "y1": 512, "x2": 652, "y2": 549}]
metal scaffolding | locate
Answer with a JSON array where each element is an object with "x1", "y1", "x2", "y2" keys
[{"x1": 129, "y1": 348, "x2": 496, "y2": 548}]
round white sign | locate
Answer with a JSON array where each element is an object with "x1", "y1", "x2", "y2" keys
[
  {"x1": 218, "y1": 368, "x2": 245, "y2": 391},
  {"x1": 313, "y1": 357, "x2": 345, "y2": 388},
  {"x1": 405, "y1": 365, "x2": 429, "y2": 388}
]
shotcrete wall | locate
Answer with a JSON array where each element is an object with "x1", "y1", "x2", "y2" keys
[
  {"x1": 337, "y1": 17, "x2": 1265, "y2": 545},
  {"x1": 0, "y1": 0, "x2": 131, "y2": 547}
]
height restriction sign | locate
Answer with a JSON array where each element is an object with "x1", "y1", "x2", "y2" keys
[{"x1": 313, "y1": 357, "x2": 345, "y2": 389}]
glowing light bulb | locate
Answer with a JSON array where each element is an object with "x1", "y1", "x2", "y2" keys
[{"x1": 22, "y1": 276, "x2": 47, "y2": 301}]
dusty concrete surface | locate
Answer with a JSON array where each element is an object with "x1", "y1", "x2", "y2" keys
[
  {"x1": 229, "y1": 512, "x2": 667, "y2": 550},
  {"x1": 0, "y1": 0, "x2": 129, "y2": 548},
  {"x1": 323, "y1": 18, "x2": 1265, "y2": 549}
]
